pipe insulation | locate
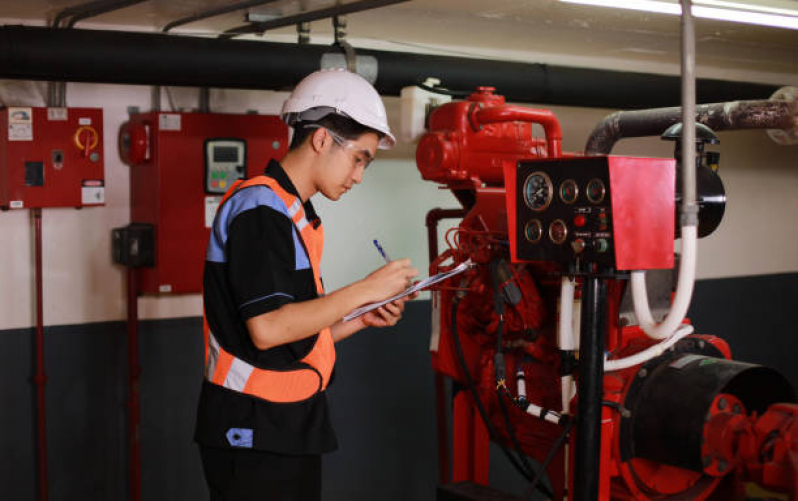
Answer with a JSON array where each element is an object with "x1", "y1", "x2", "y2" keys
[{"x1": 0, "y1": 25, "x2": 783, "y2": 110}]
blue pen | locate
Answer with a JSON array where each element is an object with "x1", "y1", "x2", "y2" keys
[{"x1": 373, "y1": 239, "x2": 391, "y2": 263}]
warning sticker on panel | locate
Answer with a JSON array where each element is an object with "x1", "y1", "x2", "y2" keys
[
  {"x1": 205, "y1": 196, "x2": 222, "y2": 228},
  {"x1": 10, "y1": 200, "x2": 24, "y2": 209},
  {"x1": 159, "y1": 113, "x2": 181, "y2": 131},
  {"x1": 8, "y1": 106, "x2": 33, "y2": 141},
  {"x1": 82, "y1": 180, "x2": 105, "y2": 205}
]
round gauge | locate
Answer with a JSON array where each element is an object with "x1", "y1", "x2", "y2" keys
[
  {"x1": 559, "y1": 179, "x2": 579, "y2": 204},
  {"x1": 586, "y1": 178, "x2": 607, "y2": 204},
  {"x1": 524, "y1": 219, "x2": 544, "y2": 243},
  {"x1": 549, "y1": 219, "x2": 568, "y2": 245},
  {"x1": 523, "y1": 172, "x2": 554, "y2": 211}
]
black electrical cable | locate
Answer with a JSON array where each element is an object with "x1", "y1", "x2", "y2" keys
[
  {"x1": 415, "y1": 78, "x2": 472, "y2": 98},
  {"x1": 450, "y1": 297, "x2": 554, "y2": 500},
  {"x1": 523, "y1": 416, "x2": 576, "y2": 501},
  {"x1": 489, "y1": 260, "x2": 542, "y2": 492}
]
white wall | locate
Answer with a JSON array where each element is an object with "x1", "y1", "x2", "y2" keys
[{"x1": 0, "y1": 71, "x2": 795, "y2": 331}]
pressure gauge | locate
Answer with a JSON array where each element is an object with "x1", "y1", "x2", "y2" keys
[
  {"x1": 523, "y1": 172, "x2": 553, "y2": 211},
  {"x1": 559, "y1": 179, "x2": 579, "y2": 204},
  {"x1": 549, "y1": 219, "x2": 568, "y2": 244},
  {"x1": 524, "y1": 219, "x2": 544, "y2": 243},
  {"x1": 586, "y1": 178, "x2": 606, "y2": 204}
]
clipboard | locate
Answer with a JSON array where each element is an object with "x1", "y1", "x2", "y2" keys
[{"x1": 343, "y1": 259, "x2": 473, "y2": 322}]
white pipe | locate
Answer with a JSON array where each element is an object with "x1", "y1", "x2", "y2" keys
[
  {"x1": 516, "y1": 366, "x2": 527, "y2": 400},
  {"x1": 631, "y1": 226, "x2": 697, "y2": 340},
  {"x1": 558, "y1": 276, "x2": 576, "y2": 350},
  {"x1": 526, "y1": 402, "x2": 563, "y2": 425},
  {"x1": 561, "y1": 375, "x2": 575, "y2": 415},
  {"x1": 604, "y1": 324, "x2": 694, "y2": 372}
]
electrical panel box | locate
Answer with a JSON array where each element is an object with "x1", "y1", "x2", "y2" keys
[
  {"x1": 122, "y1": 112, "x2": 288, "y2": 295},
  {"x1": 506, "y1": 156, "x2": 676, "y2": 270},
  {"x1": 0, "y1": 107, "x2": 105, "y2": 210}
]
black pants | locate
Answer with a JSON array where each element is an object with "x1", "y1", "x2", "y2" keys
[{"x1": 200, "y1": 446, "x2": 321, "y2": 501}]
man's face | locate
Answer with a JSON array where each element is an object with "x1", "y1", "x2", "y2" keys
[{"x1": 318, "y1": 130, "x2": 379, "y2": 201}]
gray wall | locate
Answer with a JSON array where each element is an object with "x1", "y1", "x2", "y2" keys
[{"x1": 1, "y1": 276, "x2": 797, "y2": 500}]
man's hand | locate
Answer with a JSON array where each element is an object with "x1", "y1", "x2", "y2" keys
[
  {"x1": 361, "y1": 292, "x2": 419, "y2": 328},
  {"x1": 361, "y1": 258, "x2": 417, "y2": 301}
]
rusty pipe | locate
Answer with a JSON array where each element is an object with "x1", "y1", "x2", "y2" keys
[
  {"x1": 425, "y1": 207, "x2": 468, "y2": 485},
  {"x1": 471, "y1": 106, "x2": 563, "y2": 158},
  {"x1": 127, "y1": 268, "x2": 141, "y2": 501},
  {"x1": 584, "y1": 86, "x2": 798, "y2": 155},
  {"x1": 33, "y1": 208, "x2": 48, "y2": 501}
]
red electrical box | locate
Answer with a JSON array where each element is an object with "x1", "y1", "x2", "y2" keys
[
  {"x1": 0, "y1": 107, "x2": 105, "y2": 210},
  {"x1": 122, "y1": 112, "x2": 288, "y2": 295}
]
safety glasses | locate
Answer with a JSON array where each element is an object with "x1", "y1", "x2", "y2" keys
[{"x1": 305, "y1": 125, "x2": 374, "y2": 170}]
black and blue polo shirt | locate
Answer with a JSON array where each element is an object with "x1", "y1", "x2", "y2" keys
[{"x1": 195, "y1": 159, "x2": 338, "y2": 455}]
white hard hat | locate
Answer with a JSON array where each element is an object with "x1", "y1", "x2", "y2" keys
[{"x1": 281, "y1": 69, "x2": 395, "y2": 149}]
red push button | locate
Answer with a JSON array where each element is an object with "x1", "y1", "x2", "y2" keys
[{"x1": 574, "y1": 215, "x2": 587, "y2": 227}]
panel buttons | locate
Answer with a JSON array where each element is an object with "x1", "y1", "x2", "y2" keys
[
  {"x1": 594, "y1": 238, "x2": 609, "y2": 253},
  {"x1": 571, "y1": 238, "x2": 586, "y2": 254},
  {"x1": 574, "y1": 215, "x2": 586, "y2": 228}
]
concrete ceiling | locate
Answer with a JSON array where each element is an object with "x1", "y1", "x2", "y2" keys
[{"x1": 1, "y1": 0, "x2": 796, "y2": 84}]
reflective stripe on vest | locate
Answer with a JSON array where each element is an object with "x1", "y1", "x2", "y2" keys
[{"x1": 203, "y1": 175, "x2": 336, "y2": 403}]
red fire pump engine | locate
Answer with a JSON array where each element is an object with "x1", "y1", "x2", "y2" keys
[{"x1": 418, "y1": 87, "x2": 798, "y2": 501}]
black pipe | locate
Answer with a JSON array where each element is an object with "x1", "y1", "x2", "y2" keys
[
  {"x1": 584, "y1": 98, "x2": 796, "y2": 155},
  {"x1": 574, "y1": 276, "x2": 606, "y2": 501},
  {"x1": 0, "y1": 26, "x2": 781, "y2": 110}
]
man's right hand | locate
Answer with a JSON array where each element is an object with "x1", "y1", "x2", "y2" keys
[{"x1": 362, "y1": 258, "x2": 417, "y2": 301}]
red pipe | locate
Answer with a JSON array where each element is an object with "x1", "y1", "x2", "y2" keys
[
  {"x1": 472, "y1": 106, "x2": 564, "y2": 158},
  {"x1": 127, "y1": 268, "x2": 141, "y2": 501},
  {"x1": 33, "y1": 208, "x2": 48, "y2": 501},
  {"x1": 426, "y1": 207, "x2": 468, "y2": 484}
]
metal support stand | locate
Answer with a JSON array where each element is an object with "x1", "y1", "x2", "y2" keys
[{"x1": 574, "y1": 275, "x2": 606, "y2": 501}]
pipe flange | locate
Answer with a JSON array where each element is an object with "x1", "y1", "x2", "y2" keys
[{"x1": 767, "y1": 86, "x2": 798, "y2": 145}]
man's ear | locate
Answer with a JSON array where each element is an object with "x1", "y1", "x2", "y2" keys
[{"x1": 310, "y1": 127, "x2": 329, "y2": 154}]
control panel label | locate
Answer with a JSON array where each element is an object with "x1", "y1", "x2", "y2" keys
[
  {"x1": 159, "y1": 113, "x2": 182, "y2": 131},
  {"x1": 8, "y1": 107, "x2": 33, "y2": 141},
  {"x1": 47, "y1": 108, "x2": 68, "y2": 121},
  {"x1": 205, "y1": 196, "x2": 222, "y2": 228},
  {"x1": 81, "y1": 180, "x2": 105, "y2": 205}
]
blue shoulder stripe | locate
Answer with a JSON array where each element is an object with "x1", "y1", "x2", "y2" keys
[{"x1": 205, "y1": 186, "x2": 310, "y2": 271}]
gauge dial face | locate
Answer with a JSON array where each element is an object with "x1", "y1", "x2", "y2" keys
[
  {"x1": 560, "y1": 179, "x2": 579, "y2": 204},
  {"x1": 549, "y1": 219, "x2": 568, "y2": 245},
  {"x1": 524, "y1": 219, "x2": 544, "y2": 243},
  {"x1": 523, "y1": 172, "x2": 554, "y2": 211},
  {"x1": 586, "y1": 178, "x2": 607, "y2": 204}
]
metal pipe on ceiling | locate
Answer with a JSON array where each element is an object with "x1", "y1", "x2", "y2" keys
[
  {"x1": 221, "y1": 0, "x2": 410, "y2": 38},
  {"x1": 162, "y1": 0, "x2": 281, "y2": 33},
  {"x1": 0, "y1": 25, "x2": 781, "y2": 110}
]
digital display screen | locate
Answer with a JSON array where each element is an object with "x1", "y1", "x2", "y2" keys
[{"x1": 213, "y1": 146, "x2": 239, "y2": 163}]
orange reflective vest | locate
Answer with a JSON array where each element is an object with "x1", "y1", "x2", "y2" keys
[{"x1": 203, "y1": 175, "x2": 336, "y2": 403}]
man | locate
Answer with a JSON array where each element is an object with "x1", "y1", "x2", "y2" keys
[{"x1": 195, "y1": 69, "x2": 418, "y2": 500}]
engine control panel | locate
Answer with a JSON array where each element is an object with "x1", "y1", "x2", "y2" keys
[{"x1": 508, "y1": 156, "x2": 676, "y2": 270}]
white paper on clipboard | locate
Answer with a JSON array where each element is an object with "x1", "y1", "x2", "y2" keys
[{"x1": 343, "y1": 259, "x2": 473, "y2": 322}]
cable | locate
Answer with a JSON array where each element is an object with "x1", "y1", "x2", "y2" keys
[
  {"x1": 450, "y1": 299, "x2": 541, "y2": 486},
  {"x1": 415, "y1": 78, "x2": 472, "y2": 98},
  {"x1": 523, "y1": 417, "x2": 575, "y2": 501}
]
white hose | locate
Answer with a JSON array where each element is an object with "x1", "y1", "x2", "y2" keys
[
  {"x1": 604, "y1": 324, "x2": 694, "y2": 372},
  {"x1": 558, "y1": 276, "x2": 576, "y2": 350},
  {"x1": 631, "y1": 226, "x2": 698, "y2": 340},
  {"x1": 526, "y1": 402, "x2": 562, "y2": 425}
]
